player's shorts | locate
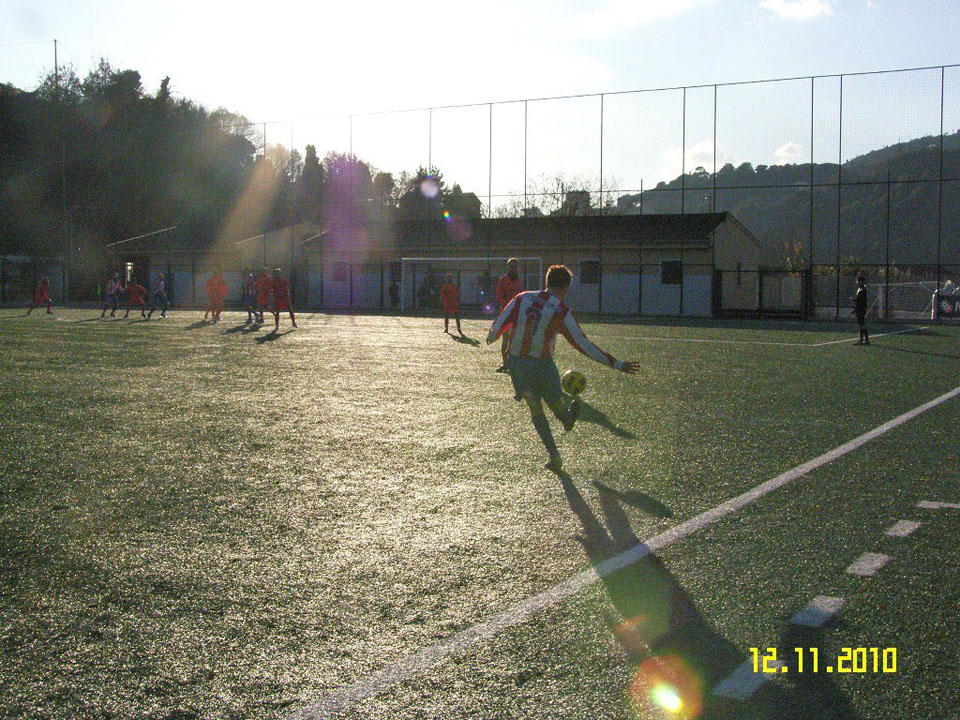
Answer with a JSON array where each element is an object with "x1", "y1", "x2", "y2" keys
[
  {"x1": 506, "y1": 355, "x2": 562, "y2": 404},
  {"x1": 257, "y1": 293, "x2": 271, "y2": 306},
  {"x1": 855, "y1": 308, "x2": 866, "y2": 323},
  {"x1": 35, "y1": 292, "x2": 50, "y2": 304},
  {"x1": 242, "y1": 290, "x2": 255, "y2": 305},
  {"x1": 153, "y1": 291, "x2": 168, "y2": 306},
  {"x1": 273, "y1": 298, "x2": 291, "y2": 312},
  {"x1": 443, "y1": 302, "x2": 459, "y2": 315},
  {"x1": 104, "y1": 293, "x2": 118, "y2": 306}
]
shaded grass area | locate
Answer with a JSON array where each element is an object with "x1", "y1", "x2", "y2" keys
[{"x1": 0, "y1": 309, "x2": 957, "y2": 719}]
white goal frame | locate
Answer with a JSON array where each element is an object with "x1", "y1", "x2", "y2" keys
[{"x1": 400, "y1": 257, "x2": 542, "y2": 313}]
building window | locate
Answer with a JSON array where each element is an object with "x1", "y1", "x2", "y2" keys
[
  {"x1": 581, "y1": 260, "x2": 601, "y2": 284},
  {"x1": 333, "y1": 262, "x2": 348, "y2": 282},
  {"x1": 661, "y1": 260, "x2": 682, "y2": 285},
  {"x1": 736, "y1": 262, "x2": 742, "y2": 287}
]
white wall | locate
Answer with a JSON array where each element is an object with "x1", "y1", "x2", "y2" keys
[{"x1": 601, "y1": 272, "x2": 640, "y2": 315}]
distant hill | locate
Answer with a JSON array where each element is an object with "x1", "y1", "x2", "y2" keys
[{"x1": 615, "y1": 132, "x2": 960, "y2": 267}]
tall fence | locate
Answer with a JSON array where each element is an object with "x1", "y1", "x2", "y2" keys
[
  {"x1": 5, "y1": 57, "x2": 960, "y2": 318},
  {"x1": 240, "y1": 65, "x2": 960, "y2": 318}
]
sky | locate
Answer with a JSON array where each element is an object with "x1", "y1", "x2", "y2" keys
[{"x1": 3, "y1": 0, "x2": 960, "y2": 203}]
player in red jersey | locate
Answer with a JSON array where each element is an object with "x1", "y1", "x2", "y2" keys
[
  {"x1": 269, "y1": 267, "x2": 297, "y2": 331},
  {"x1": 204, "y1": 267, "x2": 228, "y2": 323},
  {"x1": 122, "y1": 279, "x2": 148, "y2": 318},
  {"x1": 27, "y1": 277, "x2": 53, "y2": 315},
  {"x1": 495, "y1": 258, "x2": 524, "y2": 372},
  {"x1": 488, "y1": 264, "x2": 639, "y2": 472},
  {"x1": 439, "y1": 273, "x2": 462, "y2": 335},
  {"x1": 254, "y1": 266, "x2": 272, "y2": 323}
]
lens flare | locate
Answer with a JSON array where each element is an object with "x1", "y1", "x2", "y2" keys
[
  {"x1": 420, "y1": 177, "x2": 440, "y2": 199},
  {"x1": 650, "y1": 684, "x2": 683, "y2": 713},
  {"x1": 443, "y1": 210, "x2": 451, "y2": 221},
  {"x1": 628, "y1": 654, "x2": 703, "y2": 719}
]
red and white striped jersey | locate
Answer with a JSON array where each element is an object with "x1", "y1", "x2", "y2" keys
[{"x1": 487, "y1": 290, "x2": 622, "y2": 369}]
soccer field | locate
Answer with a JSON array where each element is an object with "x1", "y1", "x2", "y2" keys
[{"x1": 1, "y1": 309, "x2": 958, "y2": 720}]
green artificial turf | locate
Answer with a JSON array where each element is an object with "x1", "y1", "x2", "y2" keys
[{"x1": 0, "y1": 309, "x2": 957, "y2": 719}]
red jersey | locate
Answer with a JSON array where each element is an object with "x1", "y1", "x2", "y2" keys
[
  {"x1": 440, "y1": 282, "x2": 459, "y2": 313},
  {"x1": 125, "y1": 283, "x2": 147, "y2": 303},
  {"x1": 270, "y1": 275, "x2": 291, "y2": 310},
  {"x1": 487, "y1": 290, "x2": 621, "y2": 368},
  {"x1": 255, "y1": 273, "x2": 272, "y2": 303},
  {"x1": 496, "y1": 273, "x2": 523, "y2": 310},
  {"x1": 34, "y1": 280, "x2": 50, "y2": 303},
  {"x1": 206, "y1": 275, "x2": 227, "y2": 300}
]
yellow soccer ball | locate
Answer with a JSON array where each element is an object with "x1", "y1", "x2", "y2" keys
[{"x1": 561, "y1": 369, "x2": 587, "y2": 395}]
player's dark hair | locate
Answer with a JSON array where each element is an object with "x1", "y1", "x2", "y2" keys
[{"x1": 545, "y1": 264, "x2": 573, "y2": 289}]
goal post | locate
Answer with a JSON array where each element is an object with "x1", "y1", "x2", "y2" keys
[{"x1": 400, "y1": 257, "x2": 542, "y2": 313}]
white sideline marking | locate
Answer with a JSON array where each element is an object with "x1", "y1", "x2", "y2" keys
[
  {"x1": 846, "y1": 553, "x2": 891, "y2": 577},
  {"x1": 807, "y1": 326, "x2": 925, "y2": 346},
  {"x1": 291, "y1": 385, "x2": 960, "y2": 720},
  {"x1": 918, "y1": 501, "x2": 960, "y2": 510},
  {"x1": 885, "y1": 520, "x2": 922, "y2": 537},
  {"x1": 616, "y1": 325, "x2": 924, "y2": 348},
  {"x1": 714, "y1": 658, "x2": 785, "y2": 701},
  {"x1": 789, "y1": 596, "x2": 844, "y2": 628}
]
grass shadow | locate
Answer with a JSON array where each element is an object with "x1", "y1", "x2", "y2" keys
[
  {"x1": 184, "y1": 320, "x2": 209, "y2": 331},
  {"x1": 574, "y1": 398, "x2": 636, "y2": 439},
  {"x1": 449, "y1": 333, "x2": 480, "y2": 347},
  {"x1": 592, "y1": 480, "x2": 673, "y2": 518},
  {"x1": 255, "y1": 329, "x2": 295, "y2": 344},
  {"x1": 559, "y1": 473, "x2": 860, "y2": 720}
]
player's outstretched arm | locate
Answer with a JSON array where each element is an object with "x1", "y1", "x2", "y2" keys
[
  {"x1": 560, "y1": 311, "x2": 636, "y2": 371},
  {"x1": 486, "y1": 295, "x2": 520, "y2": 344}
]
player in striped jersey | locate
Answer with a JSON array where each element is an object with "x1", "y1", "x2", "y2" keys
[{"x1": 487, "y1": 264, "x2": 639, "y2": 471}]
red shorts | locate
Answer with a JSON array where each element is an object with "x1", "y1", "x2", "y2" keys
[
  {"x1": 257, "y1": 293, "x2": 271, "y2": 306},
  {"x1": 35, "y1": 291, "x2": 50, "y2": 304},
  {"x1": 443, "y1": 302, "x2": 459, "y2": 315},
  {"x1": 273, "y1": 298, "x2": 291, "y2": 311}
]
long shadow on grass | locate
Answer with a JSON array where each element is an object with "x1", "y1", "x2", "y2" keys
[
  {"x1": 255, "y1": 329, "x2": 295, "y2": 344},
  {"x1": 592, "y1": 481, "x2": 673, "y2": 518},
  {"x1": 574, "y1": 399, "x2": 635, "y2": 439},
  {"x1": 0, "y1": 312, "x2": 31, "y2": 320},
  {"x1": 559, "y1": 472, "x2": 860, "y2": 720},
  {"x1": 185, "y1": 320, "x2": 209, "y2": 330},
  {"x1": 448, "y1": 333, "x2": 480, "y2": 346},
  {"x1": 222, "y1": 322, "x2": 262, "y2": 335}
]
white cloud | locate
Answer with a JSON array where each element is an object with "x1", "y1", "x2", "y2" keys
[
  {"x1": 758, "y1": 0, "x2": 833, "y2": 20},
  {"x1": 552, "y1": 0, "x2": 705, "y2": 39},
  {"x1": 775, "y1": 141, "x2": 805, "y2": 164}
]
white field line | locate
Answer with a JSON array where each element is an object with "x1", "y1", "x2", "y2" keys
[
  {"x1": 607, "y1": 325, "x2": 925, "y2": 348},
  {"x1": 918, "y1": 501, "x2": 960, "y2": 510},
  {"x1": 714, "y1": 657, "x2": 785, "y2": 701},
  {"x1": 789, "y1": 596, "x2": 845, "y2": 628},
  {"x1": 846, "y1": 552, "x2": 892, "y2": 577},
  {"x1": 885, "y1": 520, "x2": 922, "y2": 537},
  {"x1": 290, "y1": 384, "x2": 960, "y2": 720}
]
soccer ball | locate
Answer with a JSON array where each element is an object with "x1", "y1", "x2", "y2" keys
[{"x1": 562, "y1": 370, "x2": 587, "y2": 395}]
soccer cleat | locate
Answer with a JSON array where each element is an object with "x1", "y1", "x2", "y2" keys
[
  {"x1": 495, "y1": 364, "x2": 509, "y2": 373},
  {"x1": 562, "y1": 398, "x2": 581, "y2": 432},
  {"x1": 544, "y1": 455, "x2": 563, "y2": 473}
]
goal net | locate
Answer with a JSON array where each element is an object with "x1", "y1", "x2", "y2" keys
[
  {"x1": 400, "y1": 257, "x2": 542, "y2": 314},
  {"x1": 868, "y1": 280, "x2": 941, "y2": 320}
]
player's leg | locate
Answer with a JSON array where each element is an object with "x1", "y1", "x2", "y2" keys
[
  {"x1": 46, "y1": 299, "x2": 53, "y2": 314},
  {"x1": 524, "y1": 391, "x2": 561, "y2": 470},
  {"x1": 289, "y1": 308, "x2": 297, "y2": 328},
  {"x1": 544, "y1": 395, "x2": 581, "y2": 432},
  {"x1": 498, "y1": 334, "x2": 510, "y2": 371},
  {"x1": 444, "y1": 312, "x2": 449, "y2": 333},
  {"x1": 455, "y1": 312, "x2": 462, "y2": 335}
]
